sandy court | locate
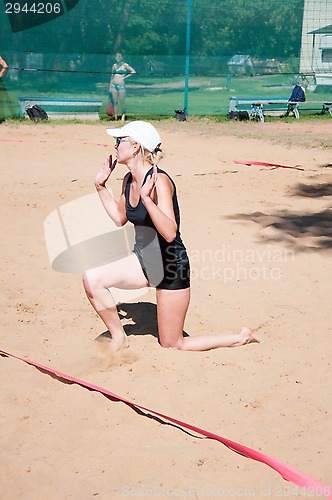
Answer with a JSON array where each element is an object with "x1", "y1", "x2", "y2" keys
[{"x1": 0, "y1": 118, "x2": 331, "y2": 499}]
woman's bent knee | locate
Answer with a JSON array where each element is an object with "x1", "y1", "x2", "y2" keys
[
  {"x1": 159, "y1": 337, "x2": 184, "y2": 350},
  {"x1": 82, "y1": 270, "x2": 92, "y2": 296},
  {"x1": 82, "y1": 269, "x2": 103, "y2": 297}
]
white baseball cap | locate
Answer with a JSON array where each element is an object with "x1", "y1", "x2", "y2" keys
[{"x1": 106, "y1": 121, "x2": 161, "y2": 152}]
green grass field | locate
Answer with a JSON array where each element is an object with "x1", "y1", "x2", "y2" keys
[
  {"x1": 2, "y1": 73, "x2": 332, "y2": 120},
  {"x1": 124, "y1": 74, "x2": 332, "y2": 116}
]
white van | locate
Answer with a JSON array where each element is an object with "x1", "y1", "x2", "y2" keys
[{"x1": 314, "y1": 34, "x2": 332, "y2": 87}]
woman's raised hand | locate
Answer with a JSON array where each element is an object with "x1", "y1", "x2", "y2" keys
[
  {"x1": 141, "y1": 164, "x2": 158, "y2": 201},
  {"x1": 95, "y1": 155, "x2": 117, "y2": 188}
]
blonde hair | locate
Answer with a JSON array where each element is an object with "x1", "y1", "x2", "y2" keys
[
  {"x1": 128, "y1": 137, "x2": 163, "y2": 165},
  {"x1": 143, "y1": 146, "x2": 163, "y2": 165}
]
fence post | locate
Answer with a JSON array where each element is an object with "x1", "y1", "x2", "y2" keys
[{"x1": 183, "y1": 0, "x2": 193, "y2": 118}]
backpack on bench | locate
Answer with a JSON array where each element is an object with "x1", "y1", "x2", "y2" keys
[{"x1": 289, "y1": 85, "x2": 306, "y2": 102}]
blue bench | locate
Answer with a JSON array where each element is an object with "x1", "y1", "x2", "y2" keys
[
  {"x1": 18, "y1": 96, "x2": 103, "y2": 120},
  {"x1": 229, "y1": 97, "x2": 332, "y2": 121}
]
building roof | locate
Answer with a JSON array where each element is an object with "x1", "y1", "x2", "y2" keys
[{"x1": 308, "y1": 24, "x2": 332, "y2": 35}]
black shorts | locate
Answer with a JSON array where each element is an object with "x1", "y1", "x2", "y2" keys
[
  {"x1": 156, "y1": 261, "x2": 190, "y2": 290},
  {"x1": 133, "y1": 249, "x2": 190, "y2": 290}
]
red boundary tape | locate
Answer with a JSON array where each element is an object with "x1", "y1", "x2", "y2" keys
[
  {"x1": 83, "y1": 141, "x2": 108, "y2": 147},
  {"x1": 0, "y1": 139, "x2": 24, "y2": 143},
  {"x1": 1, "y1": 348, "x2": 331, "y2": 497},
  {"x1": 233, "y1": 160, "x2": 305, "y2": 171}
]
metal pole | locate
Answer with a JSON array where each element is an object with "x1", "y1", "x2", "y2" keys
[
  {"x1": 311, "y1": 33, "x2": 315, "y2": 74},
  {"x1": 184, "y1": 0, "x2": 193, "y2": 117}
]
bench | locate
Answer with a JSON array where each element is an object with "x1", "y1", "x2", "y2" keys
[
  {"x1": 229, "y1": 97, "x2": 288, "y2": 121},
  {"x1": 18, "y1": 96, "x2": 103, "y2": 120},
  {"x1": 286, "y1": 101, "x2": 332, "y2": 119},
  {"x1": 229, "y1": 97, "x2": 332, "y2": 122}
]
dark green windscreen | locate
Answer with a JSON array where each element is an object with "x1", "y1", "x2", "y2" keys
[{"x1": 1, "y1": 0, "x2": 331, "y2": 119}]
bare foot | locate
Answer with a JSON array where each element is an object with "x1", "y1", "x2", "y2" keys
[
  {"x1": 238, "y1": 327, "x2": 260, "y2": 346},
  {"x1": 227, "y1": 327, "x2": 260, "y2": 347},
  {"x1": 110, "y1": 333, "x2": 129, "y2": 353},
  {"x1": 121, "y1": 114, "x2": 126, "y2": 122},
  {"x1": 95, "y1": 335, "x2": 134, "y2": 371}
]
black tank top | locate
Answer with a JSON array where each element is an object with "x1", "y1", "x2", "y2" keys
[{"x1": 125, "y1": 166, "x2": 189, "y2": 286}]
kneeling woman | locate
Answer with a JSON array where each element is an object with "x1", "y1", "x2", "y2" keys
[{"x1": 83, "y1": 121, "x2": 259, "y2": 352}]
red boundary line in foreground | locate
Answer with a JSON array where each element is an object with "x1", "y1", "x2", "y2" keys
[{"x1": 0, "y1": 348, "x2": 330, "y2": 497}]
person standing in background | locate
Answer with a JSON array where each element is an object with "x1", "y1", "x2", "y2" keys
[
  {"x1": 109, "y1": 52, "x2": 136, "y2": 122},
  {"x1": 0, "y1": 55, "x2": 8, "y2": 78},
  {"x1": 0, "y1": 55, "x2": 12, "y2": 122}
]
